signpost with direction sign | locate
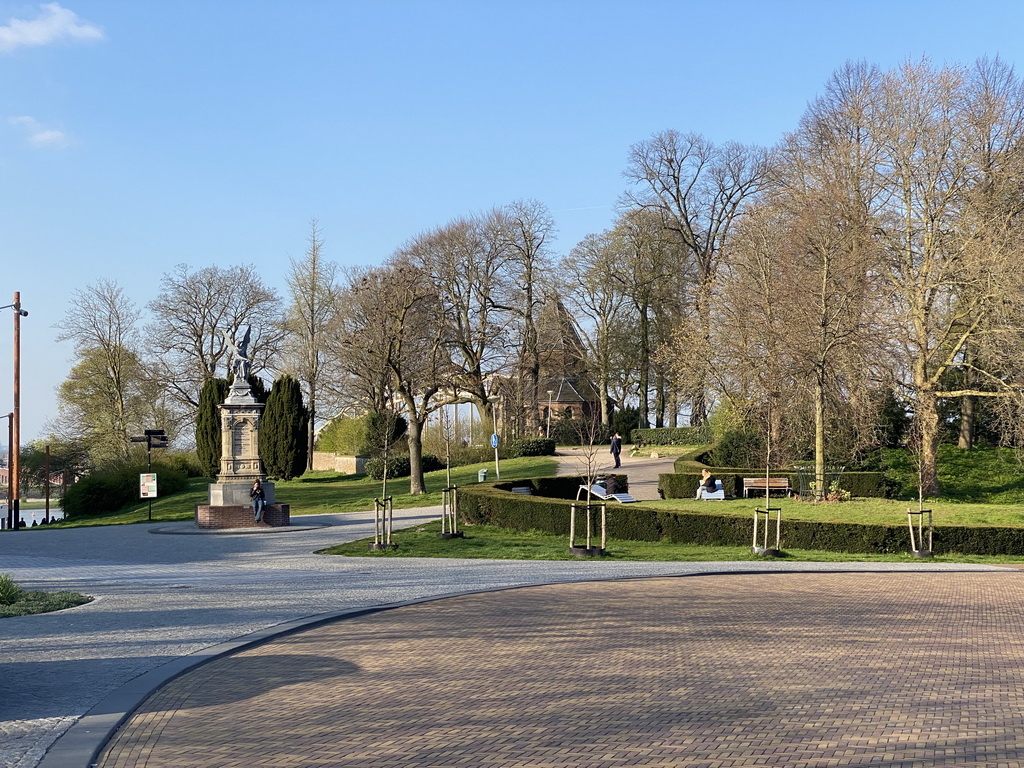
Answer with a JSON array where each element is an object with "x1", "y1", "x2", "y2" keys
[{"x1": 131, "y1": 429, "x2": 168, "y2": 520}]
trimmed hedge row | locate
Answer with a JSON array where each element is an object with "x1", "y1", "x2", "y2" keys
[
  {"x1": 457, "y1": 479, "x2": 1024, "y2": 555},
  {"x1": 632, "y1": 426, "x2": 711, "y2": 446},
  {"x1": 365, "y1": 454, "x2": 443, "y2": 480},
  {"x1": 507, "y1": 438, "x2": 557, "y2": 457},
  {"x1": 661, "y1": 468, "x2": 892, "y2": 499}
]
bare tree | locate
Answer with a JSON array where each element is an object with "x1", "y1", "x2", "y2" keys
[
  {"x1": 607, "y1": 209, "x2": 680, "y2": 429},
  {"x1": 282, "y1": 219, "x2": 340, "y2": 470},
  {"x1": 866, "y1": 58, "x2": 1024, "y2": 494},
  {"x1": 558, "y1": 231, "x2": 631, "y2": 427},
  {"x1": 334, "y1": 259, "x2": 452, "y2": 494},
  {"x1": 405, "y1": 209, "x2": 514, "y2": 432},
  {"x1": 623, "y1": 130, "x2": 774, "y2": 425},
  {"x1": 146, "y1": 264, "x2": 285, "y2": 412},
  {"x1": 55, "y1": 280, "x2": 170, "y2": 464},
  {"x1": 497, "y1": 200, "x2": 556, "y2": 436}
]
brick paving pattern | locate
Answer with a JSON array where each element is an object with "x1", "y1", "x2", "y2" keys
[{"x1": 97, "y1": 572, "x2": 1024, "y2": 767}]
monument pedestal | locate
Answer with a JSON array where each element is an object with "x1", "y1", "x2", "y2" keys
[
  {"x1": 198, "y1": 376, "x2": 291, "y2": 529},
  {"x1": 195, "y1": 503, "x2": 290, "y2": 529}
]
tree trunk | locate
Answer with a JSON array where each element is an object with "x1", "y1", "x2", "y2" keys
[
  {"x1": 599, "y1": 373, "x2": 610, "y2": 427},
  {"x1": 637, "y1": 307, "x2": 650, "y2": 429},
  {"x1": 814, "y1": 375, "x2": 825, "y2": 501},
  {"x1": 306, "y1": 384, "x2": 316, "y2": 472},
  {"x1": 406, "y1": 416, "x2": 426, "y2": 495},
  {"x1": 958, "y1": 395, "x2": 974, "y2": 450},
  {"x1": 917, "y1": 392, "x2": 941, "y2": 497}
]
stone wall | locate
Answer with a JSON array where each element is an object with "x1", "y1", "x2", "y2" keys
[
  {"x1": 311, "y1": 452, "x2": 367, "y2": 474},
  {"x1": 195, "y1": 503, "x2": 291, "y2": 529}
]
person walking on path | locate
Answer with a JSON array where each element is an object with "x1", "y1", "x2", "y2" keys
[
  {"x1": 250, "y1": 479, "x2": 267, "y2": 522},
  {"x1": 610, "y1": 432, "x2": 623, "y2": 468}
]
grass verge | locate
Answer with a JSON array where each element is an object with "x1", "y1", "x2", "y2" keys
[
  {"x1": 0, "y1": 573, "x2": 93, "y2": 618},
  {"x1": 40, "y1": 457, "x2": 559, "y2": 527},
  {"x1": 318, "y1": 520, "x2": 1024, "y2": 564}
]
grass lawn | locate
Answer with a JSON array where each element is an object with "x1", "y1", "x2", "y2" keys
[
  {"x1": 641, "y1": 497, "x2": 1024, "y2": 528},
  {"x1": 41, "y1": 457, "x2": 559, "y2": 528},
  {"x1": 320, "y1": 519, "x2": 1024, "y2": 564}
]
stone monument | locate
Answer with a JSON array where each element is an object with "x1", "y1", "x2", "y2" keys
[{"x1": 195, "y1": 326, "x2": 290, "y2": 528}]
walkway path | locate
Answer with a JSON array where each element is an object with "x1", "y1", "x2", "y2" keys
[
  {"x1": 0, "y1": 499, "x2": 1015, "y2": 768},
  {"x1": 553, "y1": 444, "x2": 673, "y2": 500}
]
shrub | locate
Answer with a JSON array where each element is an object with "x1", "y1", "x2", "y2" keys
[
  {"x1": 365, "y1": 453, "x2": 443, "y2": 481},
  {"x1": 507, "y1": 438, "x2": 556, "y2": 458},
  {"x1": 0, "y1": 574, "x2": 25, "y2": 605},
  {"x1": 62, "y1": 462, "x2": 189, "y2": 518},
  {"x1": 631, "y1": 426, "x2": 711, "y2": 446},
  {"x1": 707, "y1": 429, "x2": 764, "y2": 467},
  {"x1": 163, "y1": 451, "x2": 205, "y2": 478},
  {"x1": 315, "y1": 415, "x2": 368, "y2": 455},
  {"x1": 548, "y1": 418, "x2": 611, "y2": 447},
  {"x1": 610, "y1": 407, "x2": 640, "y2": 440}
]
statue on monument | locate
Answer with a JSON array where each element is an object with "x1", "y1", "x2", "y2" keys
[{"x1": 222, "y1": 325, "x2": 252, "y2": 383}]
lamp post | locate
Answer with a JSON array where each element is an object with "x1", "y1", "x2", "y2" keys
[
  {"x1": 546, "y1": 390, "x2": 554, "y2": 439},
  {"x1": 0, "y1": 294, "x2": 27, "y2": 530}
]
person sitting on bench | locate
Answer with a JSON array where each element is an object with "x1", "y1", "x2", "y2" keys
[{"x1": 696, "y1": 469, "x2": 719, "y2": 499}]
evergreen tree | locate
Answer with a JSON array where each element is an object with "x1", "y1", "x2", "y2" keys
[
  {"x1": 260, "y1": 374, "x2": 309, "y2": 480},
  {"x1": 239, "y1": 372, "x2": 268, "y2": 403},
  {"x1": 196, "y1": 378, "x2": 230, "y2": 477}
]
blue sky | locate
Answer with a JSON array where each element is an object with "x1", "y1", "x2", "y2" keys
[{"x1": 3, "y1": 0, "x2": 1024, "y2": 442}]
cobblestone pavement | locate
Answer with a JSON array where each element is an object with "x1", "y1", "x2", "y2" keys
[
  {"x1": 96, "y1": 571, "x2": 1024, "y2": 768},
  {"x1": 0, "y1": 503, "x2": 1014, "y2": 768}
]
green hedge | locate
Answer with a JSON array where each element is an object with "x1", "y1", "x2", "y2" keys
[
  {"x1": 632, "y1": 426, "x2": 711, "y2": 446},
  {"x1": 507, "y1": 438, "x2": 557, "y2": 457},
  {"x1": 662, "y1": 467, "x2": 892, "y2": 499},
  {"x1": 365, "y1": 454, "x2": 443, "y2": 480},
  {"x1": 63, "y1": 462, "x2": 189, "y2": 518},
  {"x1": 500, "y1": 474, "x2": 629, "y2": 499},
  {"x1": 457, "y1": 478, "x2": 1024, "y2": 555}
]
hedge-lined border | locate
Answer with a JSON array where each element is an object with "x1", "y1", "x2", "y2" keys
[
  {"x1": 632, "y1": 426, "x2": 711, "y2": 446},
  {"x1": 661, "y1": 468, "x2": 892, "y2": 499},
  {"x1": 459, "y1": 479, "x2": 1024, "y2": 556}
]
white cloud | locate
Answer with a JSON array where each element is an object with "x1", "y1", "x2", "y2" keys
[
  {"x1": 8, "y1": 115, "x2": 71, "y2": 148},
  {"x1": 0, "y1": 3, "x2": 104, "y2": 53}
]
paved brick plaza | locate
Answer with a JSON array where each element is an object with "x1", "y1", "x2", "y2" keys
[{"x1": 96, "y1": 571, "x2": 1024, "y2": 767}]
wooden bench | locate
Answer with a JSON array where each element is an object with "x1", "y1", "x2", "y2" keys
[{"x1": 742, "y1": 477, "x2": 791, "y2": 498}]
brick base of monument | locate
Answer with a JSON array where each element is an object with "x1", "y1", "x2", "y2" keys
[{"x1": 194, "y1": 504, "x2": 291, "y2": 529}]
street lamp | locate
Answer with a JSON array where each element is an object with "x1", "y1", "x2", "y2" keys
[
  {"x1": 546, "y1": 389, "x2": 554, "y2": 439},
  {"x1": 0, "y1": 293, "x2": 27, "y2": 530}
]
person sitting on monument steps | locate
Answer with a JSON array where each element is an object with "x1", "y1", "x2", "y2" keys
[
  {"x1": 250, "y1": 479, "x2": 267, "y2": 522},
  {"x1": 695, "y1": 469, "x2": 718, "y2": 500}
]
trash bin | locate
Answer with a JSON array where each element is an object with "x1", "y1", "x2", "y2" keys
[{"x1": 477, "y1": 469, "x2": 488, "y2": 482}]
